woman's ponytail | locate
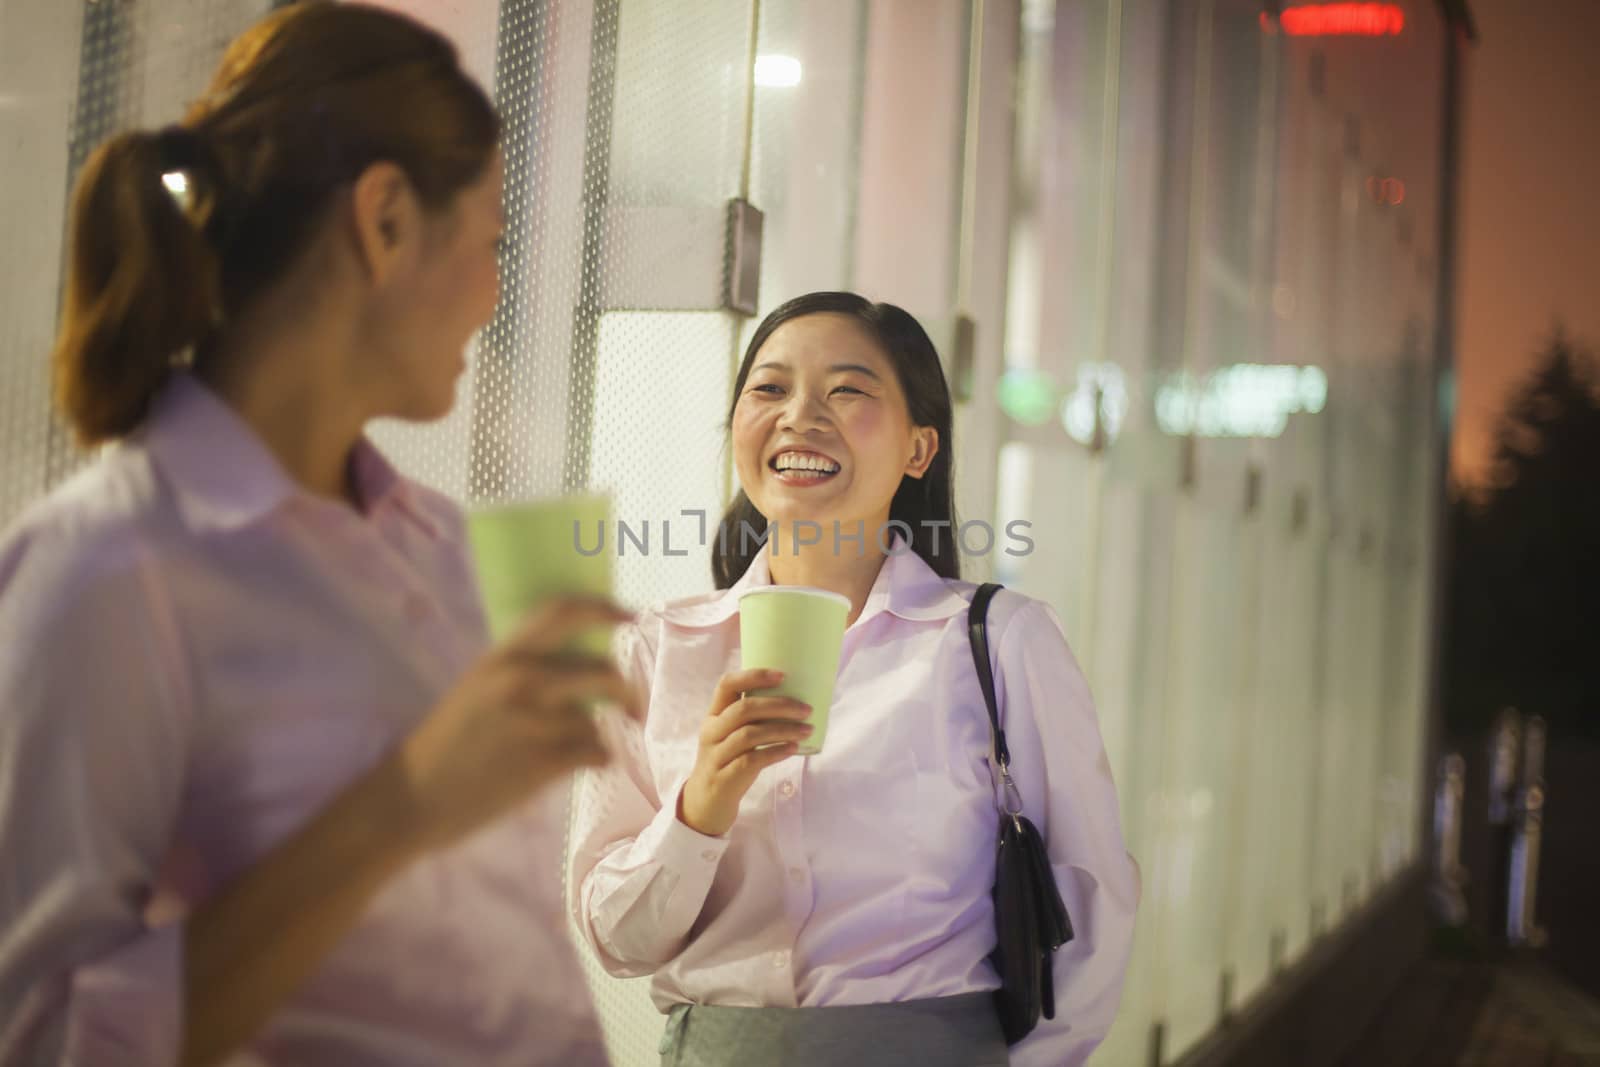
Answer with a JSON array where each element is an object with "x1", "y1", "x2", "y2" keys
[
  {"x1": 52, "y1": 125, "x2": 221, "y2": 445},
  {"x1": 49, "y1": 4, "x2": 499, "y2": 446}
]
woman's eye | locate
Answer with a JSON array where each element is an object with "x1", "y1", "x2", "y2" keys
[{"x1": 747, "y1": 383, "x2": 863, "y2": 397}]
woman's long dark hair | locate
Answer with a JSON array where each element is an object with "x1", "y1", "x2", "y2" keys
[{"x1": 712, "y1": 292, "x2": 959, "y2": 589}]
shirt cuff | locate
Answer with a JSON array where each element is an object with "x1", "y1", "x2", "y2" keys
[
  {"x1": 62, "y1": 921, "x2": 184, "y2": 1067},
  {"x1": 635, "y1": 784, "x2": 730, "y2": 909},
  {"x1": 639, "y1": 783, "x2": 731, "y2": 861}
]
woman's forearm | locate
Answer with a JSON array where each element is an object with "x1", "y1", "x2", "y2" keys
[
  {"x1": 178, "y1": 754, "x2": 422, "y2": 1067},
  {"x1": 174, "y1": 597, "x2": 633, "y2": 1065}
]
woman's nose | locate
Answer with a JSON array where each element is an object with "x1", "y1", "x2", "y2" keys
[{"x1": 777, "y1": 390, "x2": 830, "y2": 434}]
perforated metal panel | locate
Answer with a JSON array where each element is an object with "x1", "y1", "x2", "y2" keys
[
  {"x1": 0, "y1": 0, "x2": 73, "y2": 523},
  {"x1": 0, "y1": 0, "x2": 276, "y2": 525}
]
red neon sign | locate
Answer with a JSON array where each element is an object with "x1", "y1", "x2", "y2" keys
[
  {"x1": 1260, "y1": 4, "x2": 1406, "y2": 37},
  {"x1": 1365, "y1": 176, "x2": 1406, "y2": 205}
]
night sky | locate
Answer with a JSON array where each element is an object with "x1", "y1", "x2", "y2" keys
[{"x1": 1454, "y1": 0, "x2": 1600, "y2": 485}]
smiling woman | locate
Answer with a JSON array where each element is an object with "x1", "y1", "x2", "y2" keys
[
  {"x1": 713, "y1": 291, "x2": 960, "y2": 588},
  {"x1": 569, "y1": 289, "x2": 1140, "y2": 1067}
]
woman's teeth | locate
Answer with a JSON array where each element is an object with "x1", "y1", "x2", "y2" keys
[
  {"x1": 772, "y1": 453, "x2": 840, "y2": 473},
  {"x1": 770, "y1": 453, "x2": 841, "y2": 483}
]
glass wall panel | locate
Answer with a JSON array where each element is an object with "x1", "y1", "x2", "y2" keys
[
  {"x1": 747, "y1": 0, "x2": 866, "y2": 308},
  {"x1": 997, "y1": 1, "x2": 1451, "y2": 1062}
]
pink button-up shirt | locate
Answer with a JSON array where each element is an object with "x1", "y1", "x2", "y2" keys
[
  {"x1": 0, "y1": 375, "x2": 607, "y2": 1066},
  {"x1": 568, "y1": 543, "x2": 1140, "y2": 1067}
]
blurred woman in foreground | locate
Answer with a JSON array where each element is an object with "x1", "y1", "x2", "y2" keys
[{"x1": 0, "y1": 5, "x2": 630, "y2": 1064}]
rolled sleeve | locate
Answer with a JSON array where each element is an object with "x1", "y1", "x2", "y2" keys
[
  {"x1": 0, "y1": 524, "x2": 193, "y2": 1066},
  {"x1": 994, "y1": 599, "x2": 1141, "y2": 1067}
]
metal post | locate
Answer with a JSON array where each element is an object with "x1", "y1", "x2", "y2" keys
[
  {"x1": 1521, "y1": 714, "x2": 1546, "y2": 792},
  {"x1": 1487, "y1": 709, "x2": 1520, "y2": 938},
  {"x1": 1430, "y1": 752, "x2": 1468, "y2": 924},
  {"x1": 1488, "y1": 708, "x2": 1521, "y2": 825},
  {"x1": 1507, "y1": 716, "x2": 1547, "y2": 947},
  {"x1": 1506, "y1": 784, "x2": 1545, "y2": 947}
]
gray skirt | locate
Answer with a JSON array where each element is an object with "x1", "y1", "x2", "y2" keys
[{"x1": 657, "y1": 991, "x2": 1009, "y2": 1067}]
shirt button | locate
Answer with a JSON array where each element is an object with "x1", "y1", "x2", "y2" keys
[
  {"x1": 701, "y1": 850, "x2": 718, "y2": 862},
  {"x1": 778, "y1": 781, "x2": 796, "y2": 798},
  {"x1": 789, "y1": 867, "x2": 805, "y2": 884},
  {"x1": 772, "y1": 951, "x2": 789, "y2": 969}
]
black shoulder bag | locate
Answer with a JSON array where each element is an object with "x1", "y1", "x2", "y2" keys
[{"x1": 968, "y1": 582, "x2": 1074, "y2": 1045}]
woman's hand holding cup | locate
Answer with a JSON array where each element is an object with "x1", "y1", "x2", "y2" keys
[
  {"x1": 677, "y1": 668, "x2": 811, "y2": 837},
  {"x1": 397, "y1": 595, "x2": 640, "y2": 854}
]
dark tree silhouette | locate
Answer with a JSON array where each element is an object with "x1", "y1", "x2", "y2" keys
[{"x1": 1443, "y1": 330, "x2": 1600, "y2": 739}]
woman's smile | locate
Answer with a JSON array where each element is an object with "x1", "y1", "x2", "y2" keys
[{"x1": 767, "y1": 447, "x2": 844, "y2": 487}]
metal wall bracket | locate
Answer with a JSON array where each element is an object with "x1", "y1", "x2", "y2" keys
[
  {"x1": 1244, "y1": 463, "x2": 1263, "y2": 515},
  {"x1": 949, "y1": 312, "x2": 977, "y2": 403},
  {"x1": 722, "y1": 197, "x2": 764, "y2": 316},
  {"x1": 1147, "y1": 1019, "x2": 1167, "y2": 1067},
  {"x1": 1179, "y1": 434, "x2": 1198, "y2": 490}
]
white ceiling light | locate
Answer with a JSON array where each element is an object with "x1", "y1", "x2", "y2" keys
[{"x1": 753, "y1": 54, "x2": 802, "y2": 88}]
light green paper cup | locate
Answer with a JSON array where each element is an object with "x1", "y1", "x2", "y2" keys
[
  {"x1": 738, "y1": 586, "x2": 851, "y2": 756},
  {"x1": 466, "y1": 492, "x2": 613, "y2": 655}
]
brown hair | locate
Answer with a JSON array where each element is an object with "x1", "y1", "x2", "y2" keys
[{"x1": 52, "y1": 1, "x2": 500, "y2": 445}]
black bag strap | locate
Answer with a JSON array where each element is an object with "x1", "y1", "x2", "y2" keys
[
  {"x1": 967, "y1": 583, "x2": 1007, "y2": 766},
  {"x1": 968, "y1": 582, "x2": 1024, "y2": 819}
]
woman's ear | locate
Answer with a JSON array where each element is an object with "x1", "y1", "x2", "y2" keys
[
  {"x1": 904, "y1": 427, "x2": 939, "y2": 479},
  {"x1": 349, "y1": 161, "x2": 419, "y2": 284}
]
